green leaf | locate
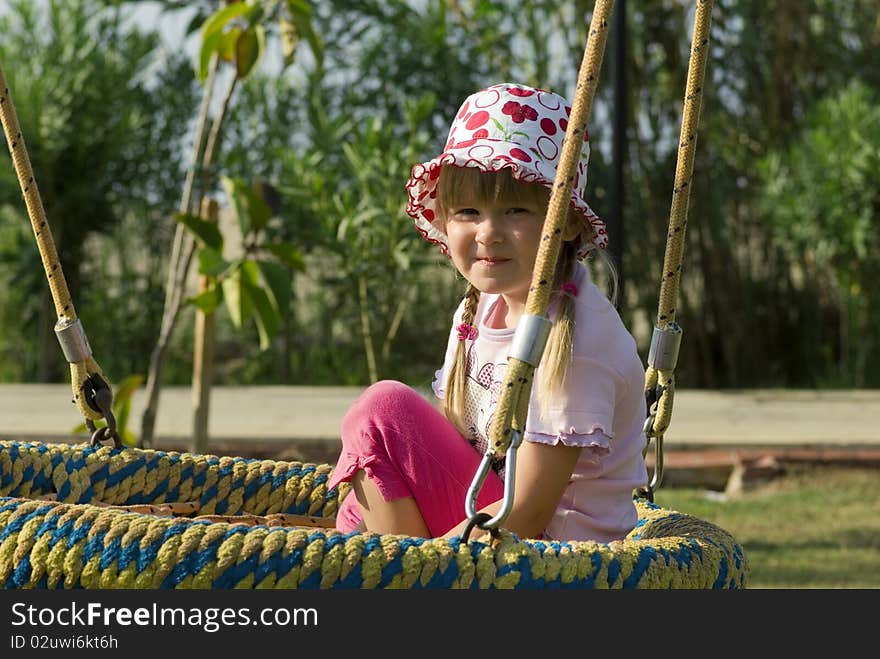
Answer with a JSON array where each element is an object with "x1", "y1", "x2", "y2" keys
[
  {"x1": 257, "y1": 260, "x2": 292, "y2": 316},
  {"x1": 286, "y1": 0, "x2": 324, "y2": 70},
  {"x1": 115, "y1": 399, "x2": 132, "y2": 446},
  {"x1": 197, "y1": 29, "x2": 223, "y2": 83},
  {"x1": 222, "y1": 267, "x2": 251, "y2": 328},
  {"x1": 221, "y1": 175, "x2": 274, "y2": 235},
  {"x1": 198, "y1": 1, "x2": 252, "y2": 81},
  {"x1": 176, "y1": 213, "x2": 223, "y2": 250},
  {"x1": 262, "y1": 242, "x2": 304, "y2": 271},
  {"x1": 217, "y1": 25, "x2": 242, "y2": 63},
  {"x1": 114, "y1": 374, "x2": 144, "y2": 402},
  {"x1": 189, "y1": 285, "x2": 224, "y2": 314},
  {"x1": 242, "y1": 260, "x2": 279, "y2": 350},
  {"x1": 235, "y1": 25, "x2": 264, "y2": 79},
  {"x1": 249, "y1": 285, "x2": 279, "y2": 350},
  {"x1": 197, "y1": 246, "x2": 229, "y2": 277},
  {"x1": 279, "y1": 17, "x2": 298, "y2": 67},
  {"x1": 244, "y1": 180, "x2": 273, "y2": 232},
  {"x1": 221, "y1": 176, "x2": 248, "y2": 236}
]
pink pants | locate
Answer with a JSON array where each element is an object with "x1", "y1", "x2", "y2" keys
[{"x1": 327, "y1": 380, "x2": 504, "y2": 537}]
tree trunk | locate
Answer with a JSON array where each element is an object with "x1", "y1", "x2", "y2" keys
[
  {"x1": 192, "y1": 198, "x2": 219, "y2": 454},
  {"x1": 139, "y1": 57, "x2": 242, "y2": 448}
]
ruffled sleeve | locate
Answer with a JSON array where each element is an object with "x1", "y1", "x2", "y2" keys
[{"x1": 524, "y1": 355, "x2": 624, "y2": 463}]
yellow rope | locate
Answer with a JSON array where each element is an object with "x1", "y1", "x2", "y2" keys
[
  {"x1": 644, "y1": 1, "x2": 715, "y2": 474},
  {"x1": 655, "y1": 0, "x2": 714, "y2": 329},
  {"x1": 0, "y1": 62, "x2": 109, "y2": 424},
  {"x1": 489, "y1": 0, "x2": 615, "y2": 457}
]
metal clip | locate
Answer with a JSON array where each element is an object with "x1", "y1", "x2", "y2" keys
[
  {"x1": 464, "y1": 429, "x2": 524, "y2": 536},
  {"x1": 640, "y1": 386, "x2": 667, "y2": 502},
  {"x1": 82, "y1": 374, "x2": 120, "y2": 449}
]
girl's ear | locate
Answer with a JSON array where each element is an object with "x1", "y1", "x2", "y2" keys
[{"x1": 562, "y1": 211, "x2": 584, "y2": 242}]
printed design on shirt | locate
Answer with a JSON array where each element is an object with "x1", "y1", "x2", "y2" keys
[{"x1": 463, "y1": 343, "x2": 508, "y2": 477}]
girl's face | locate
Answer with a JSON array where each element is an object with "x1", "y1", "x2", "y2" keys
[
  {"x1": 438, "y1": 167, "x2": 582, "y2": 309},
  {"x1": 444, "y1": 194, "x2": 545, "y2": 308}
]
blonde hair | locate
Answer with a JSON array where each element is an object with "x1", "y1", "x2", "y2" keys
[{"x1": 436, "y1": 166, "x2": 617, "y2": 433}]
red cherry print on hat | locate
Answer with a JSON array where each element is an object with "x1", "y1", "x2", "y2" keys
[
  {"x1": 540, "y1": 118, "x2": 557, "y2": 135},
  {"x1": 424, "y1": 208, "x2": 435, "y2": 221},
  {"x1": 508, "y1": 87, "x2": 534, "y2": 98},
  {"x1": 473, "y1": 128, "x2": 489, "y2": 139},
  {"x1": 466, "y1": 110, "x2": 490, "y2": 130},
  {"x1": 509, "y1": 147, "x2": 532, "y2": 162},
  {"x1": 564, "y1": 106, "x2": 572, "y2": 116},
  {"x1": 559, "y1": 118, "x2": 568, "y2": 132},
  {"x1": 457, "y1": 101, "x2": 470, "y2": 119},
  {"x1": 502, "y1": 101, "x2": 538, "y2": 124},
  {"x1": 456, "y1": 138, "x2": 478, "y2": 149}
]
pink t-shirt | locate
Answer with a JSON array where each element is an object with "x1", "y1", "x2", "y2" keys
[{"x1": 432, "y1": 262, "x2": 648, "y2": 542}]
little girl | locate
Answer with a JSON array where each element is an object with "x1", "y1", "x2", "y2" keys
[{"x1": 327, "y1": 82, "x2": 648, "y2": 543}]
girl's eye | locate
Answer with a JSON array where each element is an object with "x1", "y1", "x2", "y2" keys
[{"x1": 452, "y1": 208, "x2": 480, "y2": 219}]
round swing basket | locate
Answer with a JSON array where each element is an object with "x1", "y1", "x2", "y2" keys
[{"x1": 0, "y1": 440, "x2": 748, "y2": 589}]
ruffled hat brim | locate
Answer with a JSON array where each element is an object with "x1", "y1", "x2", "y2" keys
[{"x1": 405, "y1": 145, "x2": 608, "y2": 259}]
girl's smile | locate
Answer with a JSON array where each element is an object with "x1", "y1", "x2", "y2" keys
[{"x1": 474, "y1": 256, "x2": 511, "y2": 266}]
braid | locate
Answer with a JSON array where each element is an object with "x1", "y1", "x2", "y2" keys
[
  {"x1": 444, "y1": 283, "x2": 480, "y2": 435},
  {"x1": 537, "y1": 241, "x2": 579, "y2": 414}
]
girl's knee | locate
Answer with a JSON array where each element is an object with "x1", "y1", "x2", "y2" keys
[
  {"x1": 360, "y1": 380, "x2": 417, "y2": 404},
  {"x1": 343, "y1": 380, "x2": 423, "y2": 428}
]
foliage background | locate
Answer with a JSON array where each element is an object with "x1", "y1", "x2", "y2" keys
[{"x1": 0, "y1": 0, "x2": 877, "y2": 394}]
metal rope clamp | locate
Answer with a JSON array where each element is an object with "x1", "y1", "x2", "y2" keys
[
  {"x1": 641, "y1": 323, "x2": 683, "y2": 499},
  {"x1": 647, "y1": 323, "x2": 682, "y2": 373},
  {"x1": 464, "y1": 314, "x2": 551, "y2": 538},
  {"x1": 54, "y1": 318, "x2": 92, "y2": 363},
  {"x1": 54, "y1": 318, "x2": 120, "y2": 449}
]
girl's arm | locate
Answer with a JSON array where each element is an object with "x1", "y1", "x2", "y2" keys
[{"x1": 441, "y1": 440, "x2": 581, "y2": 540}]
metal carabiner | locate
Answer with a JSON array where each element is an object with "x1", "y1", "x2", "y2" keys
[
  {"x1": 640, "y1": 386, "x2": 666, "y2": 502},
  {"x1": 86, "y1": 418, "x2": 121, "y2": 449},
  {"x1": 464, "y1": 429, "x2": 523, "y2": 537},
  {"x1": 637, "y1": 432, "x2": 665, "y2": 502},
  {"x1": 83, "y1": 375, "x2": 121, "y2": 449}
]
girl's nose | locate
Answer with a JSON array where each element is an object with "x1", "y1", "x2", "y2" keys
[{"x1": 476, "y1": 214, "x2": 503, "y2": 244}]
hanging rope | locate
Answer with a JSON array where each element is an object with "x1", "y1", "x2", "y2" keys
[
  {"x1": 0, "y1": 63, "x2": 119, "y2": 447},
  {"x1": 470, "y1": 0, "x2": 616, "y2": 530},
  {"x1": 641, "y1": 0, "x2": 715, "y2": 500}
]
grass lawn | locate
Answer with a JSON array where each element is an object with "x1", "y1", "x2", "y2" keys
[{"x1": 653, "y1": 464, "x2": 880, "y2": 588}]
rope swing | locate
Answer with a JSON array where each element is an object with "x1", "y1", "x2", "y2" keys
[
  {"x1": 0, "y1": 65, "x2": 119, "y2": 449},
  {"x1": 0, "y1": 0, "x2": 747, "y2": 589}
]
